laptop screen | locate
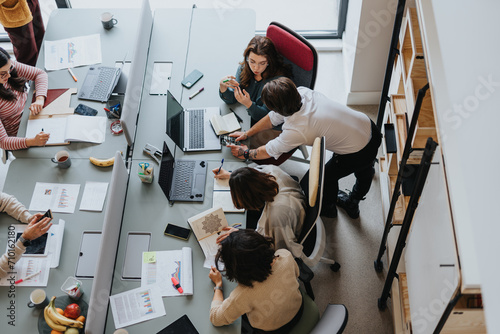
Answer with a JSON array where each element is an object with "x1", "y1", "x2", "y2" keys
[
  {"x1": 166, "y1": 91, "x2": 184, "y2": 150},
  {"x1": 158, "y1": 141, "x2": 175, "y2": 200}
]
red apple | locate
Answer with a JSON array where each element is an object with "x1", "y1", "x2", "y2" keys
[{"x1": 63, "y1": 303, "x2": 81, "y2": 319}]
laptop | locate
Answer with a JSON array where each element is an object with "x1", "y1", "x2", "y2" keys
[
  {"x1": 77, "y1": 66, "x2": 122, "y2": 102},
  {"x1": 166, "y1": 90, "x2": 221, "y2": 151},
  {"x1": 158, "y1": 141, "x2": 207, "y2": 202}
]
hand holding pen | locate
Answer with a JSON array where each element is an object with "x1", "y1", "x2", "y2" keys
[
  {"x1": 212, "y1": 167, "x2": 230, "y2": 179},
  {"x1": 219, "y1": 75, "x2": 238, "y2": 93}
]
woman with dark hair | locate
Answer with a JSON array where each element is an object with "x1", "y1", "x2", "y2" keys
[
  {"x1": 209, "y1": 229, "x2": 303, "y2": 333},
  {"x1": 0, "y1": 47, "x2": 49, "y2": 150},
  {"x1": 212, "y1": 165, "x2": 305, "y2": 258},
  {"x1": 219, "y1": 36, "x2": 290, "y2": 123}
]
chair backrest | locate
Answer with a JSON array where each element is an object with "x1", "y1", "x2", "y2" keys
[
  {"x1": 266, "y1": 21, "x2": 318, "y2": 89},
  {"x1": 310, "y1": 304, "x2": 348, "y2": 334},
  {"x1": 298, "y1": 137, "x2": 326, "y2": 259}
]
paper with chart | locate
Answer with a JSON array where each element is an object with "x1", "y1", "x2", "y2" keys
[
  {"x1": 141, "y1": 247, "x2": 193, "y2": 297},
  {"x1": 187, "y1": 207, "x2": 228, "y2": 268},
  {"x1": 0, "y1": 256, "x2": 51, "y2": 287},
  {"x1": 213, "y1": 178, "x2": 245, "y2": 213},
  {"x1": 28, "y1": 182, "x2": 80, "y2": 213},
  {"x1": 44, "y1": 34, "x2": 102, "y2": 71},
  {"x1": 109, "y1": 285, "x2": 165, "y2": 328}
]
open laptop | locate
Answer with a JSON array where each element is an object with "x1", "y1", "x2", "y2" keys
[
  {"x1": 158, "y1": 141, "x2": 207, "y2": 202},
  {"x1": 77, "y1": 66, "x2": 122, "y2": 102},
  {"x1": 166, "y1": 90, "x2": 221, "y2": 151}
]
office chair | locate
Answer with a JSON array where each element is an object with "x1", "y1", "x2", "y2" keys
[
  {"x1": 295, "y1": 137, "x2": 340, "y2": 300},
  {"x1": 260, "y1": 21, "x2": 319, "y2": 165}
]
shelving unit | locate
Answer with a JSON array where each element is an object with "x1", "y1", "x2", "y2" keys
[{"x1": 376, "y1": 4, "x2": 486, "y2": 334}]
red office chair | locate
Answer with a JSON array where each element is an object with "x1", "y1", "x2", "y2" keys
[{"x1": 255, "y1": 22, "x2": 318, "y2": 166}]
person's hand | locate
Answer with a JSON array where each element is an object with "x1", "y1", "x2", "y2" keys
[
  {"x1": 21, "y1": 213, "x2": 52, "y2": 241},
  {"x1": 219, "y1": 75, "x2": 239, "y2": 93},
  {"x1": 212, "y1": 167, "x2": 231, "y2": 179},
  {"x1": 216, "y1": 226, "x2": 238, "y2": 244},
  {"x1": 227, "y1": 143, "x2": 248, "y2": 159},
  {"x1": 229, "y1": 131, "x2": 248, "y2": 142},
  {"x1": 26, "y1": 132, "x2": 50, "y2": 147},
  {"x1": 234, "y1": 86, "x2": 252, "y2": 108},
  {"x1": 209, "y1": 266, "x2": 223, "y2": 287},
  {"x1": 29, "y1": 96, "x2": 45, "y2": 115}
]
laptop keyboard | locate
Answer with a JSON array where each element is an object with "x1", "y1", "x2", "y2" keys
[
  {"x1": 88, "y1": 67, "x2": 117, "y2": 101},
  {"x1": 188, "y1": 109, "x2": 204, "y2": 149},
  {"x1": 174, "y1": 161, "x2": 195, "y2": 199}
]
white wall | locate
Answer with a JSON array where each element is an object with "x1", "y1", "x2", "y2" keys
[{"x1": 343, "y1": 0, "x2": 398, "y2": 104}]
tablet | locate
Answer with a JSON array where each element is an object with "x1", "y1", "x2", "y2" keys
[{"x1": 16, "y1": 232, "x2": 49, "y2": 256}]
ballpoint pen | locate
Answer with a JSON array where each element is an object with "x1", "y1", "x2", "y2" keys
[
  {"x1": 229, "y1": 108, "x2": 243, "y2": 123},
  {"x1": 15, "y1": 270, "x2": 41, "y2": 284},
  {"x1": 217, "y1": 158, "x2": 224, "y2": 174},
  {"x1": 189, "y1": 87, "x2": 204, "y2": 100}
]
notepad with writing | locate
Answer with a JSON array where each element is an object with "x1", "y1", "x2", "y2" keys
[
  {"x1": 213, "y1": 178, "x2": 245, "y2": 213},
  {"x1": 26, "y1": 115, "x2": 107, "y2": 145},
  {"x1": 210, "y1": 112, "x2": 241, "y2": 135}
]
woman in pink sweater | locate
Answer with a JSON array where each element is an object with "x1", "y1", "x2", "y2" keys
[{"x1": 0, "y1": 47, "x2": 49, "y2": 150}]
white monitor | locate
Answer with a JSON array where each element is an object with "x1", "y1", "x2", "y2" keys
[{"x1": 121, "y1": 0, "x2": 153, "y2": 147}]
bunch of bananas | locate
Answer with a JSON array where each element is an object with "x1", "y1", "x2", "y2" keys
[{"x1": 43, "y1": 297, "x2": 84, "y2": 332}]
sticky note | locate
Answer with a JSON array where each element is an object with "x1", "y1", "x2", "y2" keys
[{"x1": 143, "y1": 252, "x2": 156, "y2": 263}]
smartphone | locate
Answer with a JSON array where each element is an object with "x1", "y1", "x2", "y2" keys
[
  {"x1": 181, "y1": 69, "x2": 203, "y2": 89},
  {"x1": 42, "y1": 209, "x2": 53, "y2": 219},
  {"x1": 74, "y1": 103, "x2": 98, "y2": 116},
  {"x1": 164, "y1": 223, "x2": 191, "y2": 241}
]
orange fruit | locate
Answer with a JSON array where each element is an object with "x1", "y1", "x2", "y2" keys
[
  {"x1": 50, "y1": 330, "x2": 63, "y2": 334},
  {"x1": 55, "y1": 308, "x2": 64, "y2": 315},
  {"x1": 76, "y1": 315, "x2": 86, "y2": 323}
]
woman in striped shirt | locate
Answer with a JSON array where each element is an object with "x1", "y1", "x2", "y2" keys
[{"x1": 0, "y1": 47, "x2": 49, "y2": 150}]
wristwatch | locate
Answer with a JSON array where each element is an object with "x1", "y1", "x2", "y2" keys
[
  {"x1": 243, "y1": 149, "x2": 250, "y2": 160},
  {"x1": 214, "y1": 286, "x2": 223, "y2": 292},
  {"x1": 18, "y1": 235, "x2": 31, "y2": 247}
]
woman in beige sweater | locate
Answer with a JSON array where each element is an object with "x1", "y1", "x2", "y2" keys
[
  {"x1": 209, "y1": 229, "x2": 303, "y2": 333},
  {"x1": 0, "y1": 192, "x2": 52, "y2": 278}
]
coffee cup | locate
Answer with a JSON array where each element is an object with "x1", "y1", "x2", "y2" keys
[
  {"x1": 51, "y1": 150, "x2": 71, "y2": 168},
  {"x1": 101, "y1": 12, "x2": 118, "y2": 29},
  {"x1": 27, "y1": 289, "x2": 48, "y2": 309}
]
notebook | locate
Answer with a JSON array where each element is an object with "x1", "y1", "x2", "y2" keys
[
  {"x1": 166, "y1": 90, "x2": 221, "y2": 152},
  {"x1": 77, "y1": 66, "x2": 122, "y2": 102},
  {"x1": 158, "y1": 141, "x2": 207, "y2": 202}
]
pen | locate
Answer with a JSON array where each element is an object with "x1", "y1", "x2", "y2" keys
[
  {"x1": 15, "y1": 270, "x2": 41, "y2": 284},
  {"x1": 222, "y1": 79, "x2": 230, "y2": 83},
  {"x1": 229, "y1": 108, "x2": 243, "y2": 123},
  {"x1": 217, "y1": 158, "x2": 224, "y2": 175},
  {"x1": 171, "y1": 277, "x2": 183, "y2": 293},
  {"x1": 67, "y1": 68, "x2": 77, "y2": 82},
  {"x1": 189, "y1": 87, "x2": 204, "y2": 100},
  {"x1": 231, "y1": 223, "x2": 242, "y2": 228}
]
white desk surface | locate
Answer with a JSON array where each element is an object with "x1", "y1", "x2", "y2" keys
[{"x1": 417, "y1": 0, "x2": 500, "y2": 330}]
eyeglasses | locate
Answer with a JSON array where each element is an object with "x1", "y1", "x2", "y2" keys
[
  {"x1": 0, "y1": 65, "x2": 14, "y2": 79},
  {"x1": 246, "y1": 57, "x2": 268, "y2": 68}
]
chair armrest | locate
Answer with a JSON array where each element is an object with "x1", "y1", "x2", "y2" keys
[{"x1": 295, "y1": 257, "x2": 315, "y2": 300}]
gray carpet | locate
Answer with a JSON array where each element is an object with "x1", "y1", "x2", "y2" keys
[{"x1": 279, "y1": 105, "x2": 394, "y2": 334}]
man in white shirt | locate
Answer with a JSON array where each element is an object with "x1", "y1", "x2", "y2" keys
[{"x1": 228, "y1": 77, "x2": 382, "y2": 218}]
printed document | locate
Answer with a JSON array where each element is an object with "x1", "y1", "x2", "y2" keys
[
  {"x1": 45, "y1": 34, "x2": 102, "y2": 71},
  {"x1": 29, "y1": 182, "x2": 80, "y2": 214}
]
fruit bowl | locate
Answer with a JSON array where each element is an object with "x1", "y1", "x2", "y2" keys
[{"x1": 37, "y1": 295, "x2": 88, "y2": 334}]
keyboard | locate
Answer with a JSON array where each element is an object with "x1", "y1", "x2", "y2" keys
[
  {"x1": 173, "y1": 161, "x2": 195, "y2": 199},
  {"x1": 188, "y1": 109, "x2": 204, "y2": 149},
  {"x1": 88, "y1": 67, "x2": 117, "y2": 101}
]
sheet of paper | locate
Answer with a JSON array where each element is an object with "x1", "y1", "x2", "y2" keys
[
  {"x1": 26, "y1": 117, "x2": 68, "y2": 145},
  {"x1": 0, "y1": 257, "x2": 51, "y2": 287},
  {"x1": 48, "y1": 219, "x2": 65, "y2": 268},
  {"x1": 110, "y1": 285, "x2": 166, "y2": 329},
  {"x1": 213, "y1": 178, "x2": 230, "y2": 191},
  {"x1": 213, "y1": 191, "x2": 245, "y2": 213},
  {"x1": 44, "y1": 34, "x2": 102, "y2": 71},
  {"x1": 29, "y1": 182, "x2": 81, "y2": 214},
  {"x1": 65, "y1": 115, "x2": 107, "y2": 144},
  {"x1": 141, "y1": 248, "x2": 193, "y2": 297},
  {"x1": 79, "y1": 181, "x2": 109, "y2": 211}
]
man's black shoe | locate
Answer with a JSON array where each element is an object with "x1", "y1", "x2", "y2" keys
[
  {"x1": 337, "y1": 190, "x2": 360, "y2": 219},
  {"x1": 320, "y1": 203, "x2": 337, "y2": 218}
]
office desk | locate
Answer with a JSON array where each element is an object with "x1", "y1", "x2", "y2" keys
[
  {"x1": 105, "y1": 160, "x2": 247, "y2": 334},
  {"x1": 0, "y1": 158, "x2": 114, "y2": 334},
  {"x1": 14, "y1": 8, "x2": 141, "y2": 160},
  {"x1": 132, "y1": 8, "x2": 255, "y2": 163}
]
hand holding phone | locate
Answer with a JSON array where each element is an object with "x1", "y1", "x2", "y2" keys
[
  {"x1": 164, "y1": 223, "x2": 191, "y2": 241},
  {"x1": 42, "y1": 209, "x2": 53, "y2": 219}
]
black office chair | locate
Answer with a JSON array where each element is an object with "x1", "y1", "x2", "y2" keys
[
  {"x1": 259, "y1": 22, "x2": 319, "y2": 165},
  {"x1": 294, "y1": 137, "x2": 340, "y2": 300}
]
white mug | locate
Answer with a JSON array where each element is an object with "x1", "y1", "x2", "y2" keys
[
  {"x1": 51, "y1": 150, "x2": 71, "y2": 169},
  {"x1": 27, "y1": 289, "x2": 48, "y2": 309},
  {"x1": 101, "y1": 12, "x2": 118, "y2": 29}
]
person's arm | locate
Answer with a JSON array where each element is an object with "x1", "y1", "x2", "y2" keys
[
  {"x1": 209, "y1": 266, "x2": 224, "y2": 302},
  {"x1": 0, "y1": 192, "x2": 32, "y2": 223},
  {"x1": 247, "y1": 101, "x2": 270, "y2": 122},
  {"x1": 229, "y1": 144, "x2": 271, "y2": 161},
  {"x1": 219, "y1": 66, "x2": 242, "y2": 104},
  {"x1": 13, "y1": 61, "x2": 48, "y2": 116}
]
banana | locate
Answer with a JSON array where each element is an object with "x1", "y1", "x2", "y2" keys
[
  {"x1": 89, "y1": 156, "x2": 115, "y2": 167},
  {"x1": 44, "y1": 303, "x2": 67, "y2": 332},
  {"x1": 45, "y1": 296, "x2": 84, "y2": 329}
]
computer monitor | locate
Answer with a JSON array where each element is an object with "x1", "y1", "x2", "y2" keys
[{"x1": 121, "y1": 0, "x2": 153, "y2": 147}]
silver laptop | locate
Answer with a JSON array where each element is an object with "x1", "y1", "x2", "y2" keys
[
  {"x1": 77, "y1": 66, "x2": 122, "y2": 102},
  {"x1": 166, "y1": 90, "x2": 221, "y2": 151}
]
